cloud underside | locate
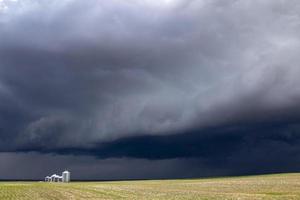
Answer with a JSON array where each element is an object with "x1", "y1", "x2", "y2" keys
[{"x1": 0, "y1": 0, "x2": 300, "y2": 171}]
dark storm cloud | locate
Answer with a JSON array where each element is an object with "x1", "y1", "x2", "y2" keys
[
  {"x1": 2, "y1": 123, "x2": 300, "y2": 180},
  {"x1": 1, "y1": 0, "x2": 300, "y2": 179},
  {"x1": 12, "y1": 123, "x2": 300, "y2": 169}
]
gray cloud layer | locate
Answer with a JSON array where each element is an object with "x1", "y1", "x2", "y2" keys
[{"x1": 1, "y1": 0, "x2": 300, "y2": 154}]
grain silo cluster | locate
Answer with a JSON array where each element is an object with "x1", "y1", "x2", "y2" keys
[{"x1": 45, "y1": 170, "x2": 70, "y2": 183}]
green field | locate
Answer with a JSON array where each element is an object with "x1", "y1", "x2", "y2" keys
[{"x1": 1, "y1": 173, "x2": 300, "y2": 199}]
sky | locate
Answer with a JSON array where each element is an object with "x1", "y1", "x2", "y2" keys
[{"x1": 1, "y1": 0, "x2": 300, "y2": 180}]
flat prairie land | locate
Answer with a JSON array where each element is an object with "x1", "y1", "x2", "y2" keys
[{"x1": 1, "y1": 173, "x2": 300, "y2": 200}]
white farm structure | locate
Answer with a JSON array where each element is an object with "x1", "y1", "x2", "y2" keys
[{"x1": 45, "y1": 170, "x2": 70, "y2": 183}]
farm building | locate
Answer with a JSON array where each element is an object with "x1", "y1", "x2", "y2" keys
[{"x1": 45, "y1": 170, "x2": 70, "y2": 183}]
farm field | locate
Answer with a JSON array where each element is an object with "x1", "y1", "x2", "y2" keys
[{"x1": 1, "y1": 173, "x2": 300, "y2": 200}]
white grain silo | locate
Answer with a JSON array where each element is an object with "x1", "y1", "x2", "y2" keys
[{"x1": 62, "y1": 170, "x2": 70, "y2": 182}]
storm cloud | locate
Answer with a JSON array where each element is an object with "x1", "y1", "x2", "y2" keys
[{"x1": 1, "y1": 0, "x2": 300, "y2": 179}]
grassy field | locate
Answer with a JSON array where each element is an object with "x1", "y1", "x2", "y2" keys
[{"x1": 1, "y1": 173, "x2": 300, "y2": 199}]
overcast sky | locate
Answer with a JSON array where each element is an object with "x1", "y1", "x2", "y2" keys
[{"x1": 1, "y1": 0, "x2": 300, "y2": 180}]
